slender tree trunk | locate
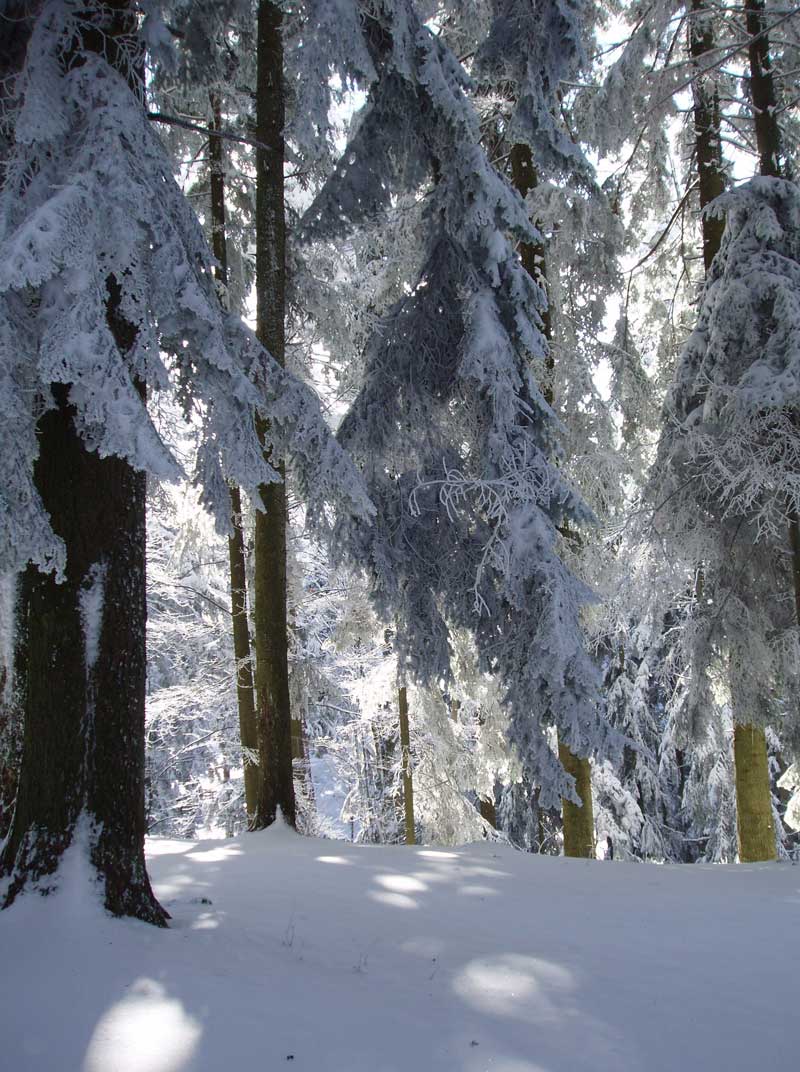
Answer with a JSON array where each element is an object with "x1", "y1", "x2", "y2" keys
[
  {"x1": 251, "y1": 0, "x2": 295, "y2": 829},
  {"x1": 724, "y1": 0, "x2": 785, "y2": 862},
  {"x1": 689, "y1": 0, "x2": 726, "y2": 271},
  {"x1": 0, "y1": 0, "x2": 166, "y2": 924},
  {"x1": 509, "y1": 142, "x2": 594, "y2": 857},
  {"x1": 398, "y1": 686, "x2": 415, "y2": 845},
  {"x1": 209, "y1": 92, "x2": 261, "y2": 819}
]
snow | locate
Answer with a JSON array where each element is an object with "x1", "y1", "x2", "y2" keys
[
  {"x1": 79, "y1": 564, "x2": 105, "y2": 672},
  {"x1": 1, "y1": 824, "x2": 797, "y2": 1071}
]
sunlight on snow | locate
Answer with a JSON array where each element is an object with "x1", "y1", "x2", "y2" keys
[
  {"x1": 315, "y1": 855, "x2": 351, "y2": 865},
  {"x1": 83, "y1": 979, "x2": 201, "y2": 1072},
  {"x1": 374, "y1": 873, "x2": 428, "y2": 894},
  {"x1": 146, "y1": 840, "x2": 196, "y2": 858},
  {"x1": 416, "y1": 850, "x2": 459, "y2": 859},
  {"x1": 368, "y1": 890, "x2": 419, "y2": 910},
  {"x1": 453, "y1": 954, "x2": 574, "y2": 1022},
  {"x1": 369, "y1": 873, "x2": 428, "y2": 908},
  {"x1": 184, "y1": 845, "x2": 242, "y2": 863}
]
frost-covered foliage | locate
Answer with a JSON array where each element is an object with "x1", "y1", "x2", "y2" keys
[
  {"x1": 297, "y1": 0, "x2": 617, "y2": 808},
  {"x1": 146, "y1": 474, "x2": 246, "y2": 838},
  {"x1": 0, "y1": 0, "x2": 371, "y2": 581},
  {"x1": 593, "y1": 623, "x2": 674, "y2": 861},
  {"x1": 474, "y1": 0, "x2": 593, "y2": 182},
  {"x1": 653, "y1": 178, "x2": 800, "y2": 748}
]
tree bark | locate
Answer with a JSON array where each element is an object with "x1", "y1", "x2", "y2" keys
[
  {"x1": 689, "y1": 0, "x2": 726, "y2": 271},
  {"x1": 558, "y1": 738, "x2": 595, "y2": 859},
  {"x1": 251, "y1": 0, "x2": 295, "y2": 829},
  {"x1": 726, "y1": 0, "x2": 784, "y2": 862},
  {"x1": 398, "y1": 686, "x2": 415, "y2": 845},
  {"x1": 479, "y1": 796, "x2": 497, "y2": 828},
  {"x1": 209, "y1": 92, "x2": 261, "y2": 819},
  {"x1": 744, "y1": 0, "x2": 782, "y2": 181},
  {"x1": 509, "y1": 142, "x2": 594, "y2": 857},
  {"x1": 733, "y1": 722, "x2": 776, "y2": 861},
  {"x1": 0, "y1": 0, "x2": 166, "y2": 924}
]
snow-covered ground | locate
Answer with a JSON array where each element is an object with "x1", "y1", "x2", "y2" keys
[{"x1": 1, "y1": 824, "x2": 797, "y2": 1071}]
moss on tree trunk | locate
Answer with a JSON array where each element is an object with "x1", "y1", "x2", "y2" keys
[
  {"x1": 734, "y1": 723, "x2": 776, "y2": 862},
  {"x1": 558, "y1": 739, "x2": 595, "y2": 859}
]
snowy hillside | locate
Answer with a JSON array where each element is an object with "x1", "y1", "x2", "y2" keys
[{"x1": 1, "y1": 825, "x2": 796, "y2": 1072}]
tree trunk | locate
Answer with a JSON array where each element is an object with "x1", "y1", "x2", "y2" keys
[
  {"x1": 2, "y1": 381, "x2": 166, "y2": 923},
  {"x1": 209, "y1": 91, "x2": 261, "y2": 819},
  {"x1": 479, "y1": 796, "x2": 497, "y2": 828},
  {"x1": 509, "y1": 142, "x2": 594, "y2": 856},
  {"x1": 727, "y1": 0, "x2": 783, "y2": 863},
  {"x1": 251, "y1": 0, "x2": 296, "y2": 829},
  {"x1": 558, "y1": 739, "x2": 595, "y2": 859},
  {"x1": 744, "y1": 0, "x2": 782, "y2": 181},
  {"x1": 689, "y1": 0, "x2": 726, "y2": 271},
  {"x1": 398, "y1": 686, "x2": 415, "y2": 845},
  {"x1": 734, "y1": 723, "x2": 776, "y2": 862},
  {"x1": 0, "y1": 0, "x2": 166, "y2": 924}
]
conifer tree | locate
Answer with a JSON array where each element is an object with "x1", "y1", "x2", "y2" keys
[
  {"x1": 651, "y1": 0, "x2": 800, "y2": 864},
  {"x1": 0, "y1": 0, "x2": 370, "y2": 916},
  {"x1": 301, "y1": 0, "x2": 615, "y2": 810}
]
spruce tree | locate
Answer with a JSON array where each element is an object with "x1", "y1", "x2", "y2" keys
[
  {"x1": 301, "y1": 0, "x2": 615, "y2": 810},
  {"x1": 0, "y1": 0, "x2": 370, "y2": 915}
]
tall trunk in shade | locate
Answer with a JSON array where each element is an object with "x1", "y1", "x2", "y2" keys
[
  {"x1": 251, "y1": 0, "x2": 296, "y2": 829},
  {"x1": 724, "y1": 0, "x2": 785, "y2": 862},
  {"x1": 509, "y1": 142, "x2": 594, "y2": 858},
  {"x1": 209, "y1": 92, "x2": 261, "y2": 819},
  {"x1": 689, "y1": 1, "x2": 726, "y2": 272},
  {"x1": 0, "y1": 0, "x2": 167, "y2": 924},
  {"x1": 398, "y1": 686, "x2": 415, "y2": 845}
]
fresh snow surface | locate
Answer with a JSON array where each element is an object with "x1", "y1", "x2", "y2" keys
[{"x1": 1, "y1": 823, "x2": 797, "y2": 1071}]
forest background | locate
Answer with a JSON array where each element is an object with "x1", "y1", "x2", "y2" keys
[{"x1": 3, "y1": 0, "x2": 800, "y2": 925}]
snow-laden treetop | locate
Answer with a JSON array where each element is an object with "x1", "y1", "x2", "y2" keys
[{"x1": 0, "y1": 0, "x2": 372, "y2": 579}]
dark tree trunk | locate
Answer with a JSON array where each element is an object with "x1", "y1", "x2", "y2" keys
[
  {"x1": 398, "y1": 686, "x2": 415, "y2": 845},
  {"x1": 479, "y1": 796, "x2": 497, "y2": 829},
  {"x1": 1, "y1": 0, "x2": 167, "y2": 924},
  {"x1": 209, "y1": 92, "x2": 261, "y2": 819},
  {"x1": 744, "y1": 0, "x2": 782, "y2": 181},
  {"x1": 689, "y1": 0, "x2": 726, "y2": 271},
  {"x1": 251, "y1": 0, "x2": 296, "y2": 829},
  {"x1": 2, "y1": 386, "x2": 166, "y2": 924},
  {"x1": 509, "y1": 141, "x2": 595, "y2": 857}
]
